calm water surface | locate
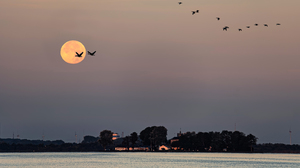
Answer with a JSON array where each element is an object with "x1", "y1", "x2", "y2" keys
[{"x1": 0, "y1": 152, "x2": 300, "y2": 168}]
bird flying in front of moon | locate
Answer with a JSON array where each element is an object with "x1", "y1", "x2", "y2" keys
[{"x1": 61, "y1": 40, "x2": 86, "y2": 64}]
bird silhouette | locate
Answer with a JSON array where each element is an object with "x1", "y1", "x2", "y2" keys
[
  {"x1": 196, "y1": 10, "x2": 199, "y2": 13},
  {"x1": 254, "y1": 24, "x2": 258, "y2": 26},
  {"x1": 246, "y1": 26, "x2": 250, "y2": 28},
  {"x1": 264, "y1": 24, "x2": 268, "y2": 27},
  {"x1": 75, "y1": 52, "x2": 83, "y2": 57},
  {"x1": 192, "y1": 11, "x2": 196, "y2": 15},
  {"x1": 216, "y1": 17, "x2": 220, "y2": 20},
  {"x1": 276, "y1": 23, "x2": 281, "y2": 25},
  {"x1": 88, "y1": 51, "x2": 96, "y2": 56},
  {"x1": 223, "y1": 26, "x2": 229, "y2": 31},
  {"x1": 238, "y1": 29, "x2": 242, "y2": 31},
  {"x1": 178, "y1": 2, "x2": 182, "y2": 5}
]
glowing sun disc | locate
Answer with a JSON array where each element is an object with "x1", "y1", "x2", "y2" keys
[{"x1": 60, "y1": 40, "x2": 86, "y2": 64}]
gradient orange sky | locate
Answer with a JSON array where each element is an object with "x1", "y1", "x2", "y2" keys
[{"x1": 0, "y1": 0, "x2": 300, "y2": 143}]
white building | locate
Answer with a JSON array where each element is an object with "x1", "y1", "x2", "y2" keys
[{"x1": 159, "y1": 145, "x2": 170, "y2": 151}]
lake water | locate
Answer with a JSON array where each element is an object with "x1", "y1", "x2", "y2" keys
[{"x1": 0, "y1": 152, "x2": 299, "y2": 167}]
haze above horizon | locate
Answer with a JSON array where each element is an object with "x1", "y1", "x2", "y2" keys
[{"x1": 0, "y1": 0, "x2": 300, "y2": 144}]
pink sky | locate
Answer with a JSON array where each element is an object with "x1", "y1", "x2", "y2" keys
[{"x1": 0, "y1": 0, "x2": 300, "y2": 143}]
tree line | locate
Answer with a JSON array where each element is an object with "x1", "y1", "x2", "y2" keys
[
  {"x1": 171, "y1": 130, "x2": 257, "y2": 152},
  {"x1": 0, "y1": 126, "x2": 265, "y2": 152},
  {"x1": 97, "y1": 126, "x2": 167, "y2": 151}
]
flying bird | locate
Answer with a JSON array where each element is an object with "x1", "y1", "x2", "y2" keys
[
  {"x1": 196, "y1": 10, "x2": 199, "y2": 13},
  {"x1": 264, "y1": 24, "x2": 268, "y2": 27},
  {"x1": 178, "y1": 2, "x2": 182, "y2": 5},
  {"x1": 254, "y1": 24, "x2": 258, "y2": 26},
  {"x1": 238, "y1": 29, "x2": 242, "y2": 31},
  {"x1": 75, "y1": 52, "x2": 83, "y2": 57},
  {"x1": 88, "y1": 51, "x2": 96, "y2": 56},
  {"x1": 223, "y1": 26, "x2": 229, "y2": 31},
  {"x1": 276, "y1": 23, "x2": 281, "y2": 25},
  {"x1": 216, "y1": 17, "x2": 220, "y2": 20},
  {"x1": 192, "y1": 11, "x2": 196, "y2": 15},
  {"x1": 246, "y1": 26, "x2": 250, "y2": 28}
]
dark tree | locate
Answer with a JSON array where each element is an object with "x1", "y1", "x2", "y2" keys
[
  {"x1": 221, "y1": 130, "x2": 232, "y2": 151},
  {"x1": 98, "y1": 130, "x2": 113, "y2": 151},
  {"x1": 210, "y1": 131, "x2": 223, "y2": 151},
  {"x1": 130, "y1": 132, "x2": 138, "y2": 150},
  {"x1": 246, "y1": 134, "x2": 257, "y2": 145},
  {"x1": 140, "y1": 126, "x2": 168, "y2": 151},
  {"x1": 202, "y1": 132, "x2": 212, "y2": 150},
  {"x1": 195, "y1": 132, "x2": 205, "y2": 151},
  {"x1": 178, "y1": 132, "x2": 196, "y2": 151},
  {"x1": 150, "y1": 126, "x2": 168, "y2": 151},
  {"x1": 82, "y1": 135, "x2": 98, "y2": 143},
  {"x1": 173, "y1": 130, "x2": 257, "y2": 152},
  {"x1": 231, "y1": 131, "x2": 246, "y2": 151},
  {"x1": 122, "y1": 136, "x2": 130, "y2": 150},
  {"x1": 246, "y1": 134, "x2": 258, "y2": 151},
  {"x1": 139, "y1": 127, "x2": 152, "y2": 146}
]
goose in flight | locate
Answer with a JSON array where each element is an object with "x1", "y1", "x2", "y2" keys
[
  {"x1": 196, "y1": 10, "x2": 199, "y2": 13},
  {"x1": 276, "y1": 23, "x2": 281, "y2": 25},
  {"x1": 254, "y1": 24, "x2": 258, "y2": 26},
  {"x1": 246, "y1": 26, "x2": 250, "y2": 28},
  {"x1": 223, "y1": 26, "x2": 229, "y2": 31},
  {"x1": 264, "y1": 24, "x2": 268, "y2": 27},
  {"x1": 238, "y1": 29, "x2": 242, "y2": 31},
  {"x1": 216, "y1": 17, "x2": 220, "y2": 20},
  {"x1": 88, "y1": 51, "x2": 96, "y2": 56},
  {"x1": 192, "y1": 11, "x2": 196, "y2": 15},
  {"x1": 178, "y1": 2, "x2": 182, "y2": 5},
  {"x1": 75, "y1": 52, "x2": 83, "y2": 57}
]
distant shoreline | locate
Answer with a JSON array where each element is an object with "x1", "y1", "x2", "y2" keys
[{"x1": 1, "y1": 150, "x2": 300, "y2": 154}]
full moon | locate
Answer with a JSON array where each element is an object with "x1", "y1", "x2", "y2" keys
[{"x1": 60, "y1": 40, "x2": 86, "y2": 64}]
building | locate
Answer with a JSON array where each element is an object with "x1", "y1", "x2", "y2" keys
[
  {"x1": 159, "y1": 145, "x2": 170, "y2": 151},
  {"x1": 115, "y1": 146, "x2": 149, "y2": 151},
  {"x1": 169, "y1": 130, "x2": 188, "y2": 150},
  {"x1": 169, "y1": 137, "x2": 180, "y2": 150},
  {"x1": 177, "y1": 130, "x2": 187, "y2": 137},
  {"x1": 112, "y1": 133, "x2": 120, "y2": 140},
  {"x1": 170, "y1": 137, "x2": 179, "y2": 144}
]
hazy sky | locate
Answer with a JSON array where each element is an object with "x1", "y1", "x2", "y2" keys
[{"x1": 1, "y1": 0, "x2": 300, "y2": 143}]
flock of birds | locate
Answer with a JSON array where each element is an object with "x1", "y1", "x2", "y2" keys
[
  {"x1": 178, "y1": 1, "x2": 281, "y2": 32},
  {"x1": 222, "y1": 23, "x2": 281, "y2": 31},
  {"x1": 75, "y1": 51, "x2": 96, "y2": 57},
  {"x1": 74, "y1": 2, "x2": 281, "y2": 58}
]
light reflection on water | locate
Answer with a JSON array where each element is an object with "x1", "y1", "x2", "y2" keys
[{"x1": 0, "y1": 152, "x2": 300, "y2": 168}]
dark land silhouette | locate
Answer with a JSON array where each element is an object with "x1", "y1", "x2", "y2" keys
[{"x1": 0, "y1": 126, "x2": 299, "y2": 153}]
